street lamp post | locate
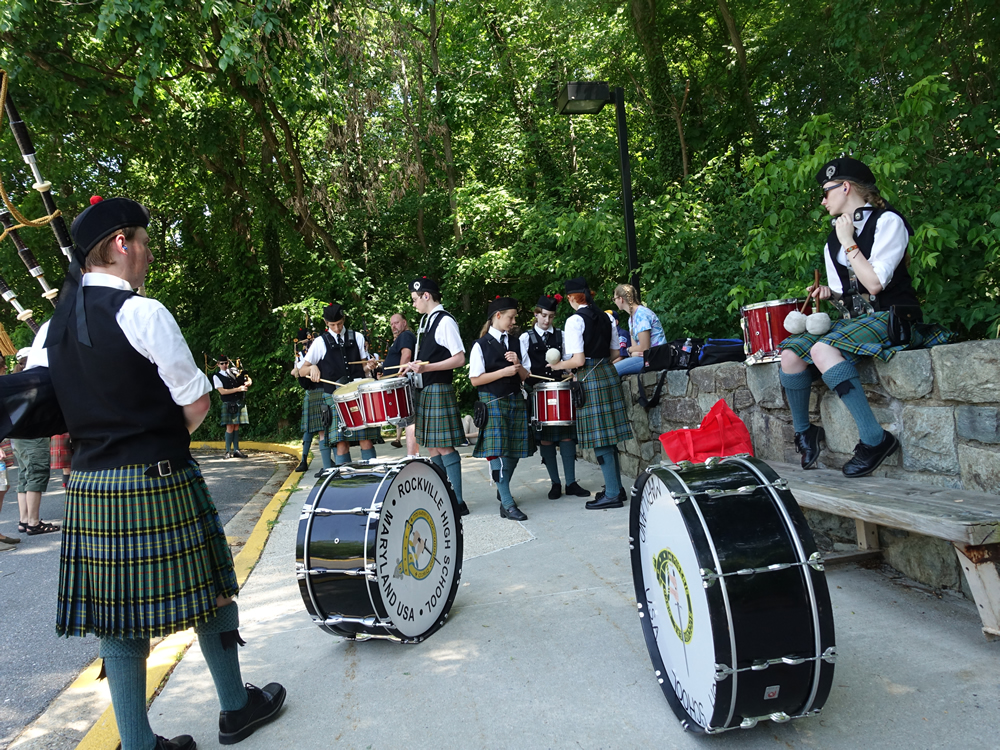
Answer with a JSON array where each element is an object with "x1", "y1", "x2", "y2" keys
[{"x1": 556, "y1": 81, "x2": 639, "y2": 293}]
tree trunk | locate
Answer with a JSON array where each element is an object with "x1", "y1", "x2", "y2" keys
[{"x1": 716, "y1": 0, "x2": 765, "y2": 155}]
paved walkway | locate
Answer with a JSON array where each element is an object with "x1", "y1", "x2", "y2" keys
[{"x1": 143, "y1": 446, "x2": 998, "y2": 749}]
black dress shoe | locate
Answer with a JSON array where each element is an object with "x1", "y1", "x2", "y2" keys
[
  {"x1": 219, "y1": 682, "x2": 286, "y2": 745},
  {"x1": 842, "y1": 431, "x2": 899, "y2": 478},
  {"x1": 155, "y1": 735, "x2": 196, "y2": 750},
  {"x1": 794, "y1": 424, "x2": 825, "y2": 469},
  {"x1": 500, "y1": 504, "x2": 528, "y2": 521},
  {"x1": 294, "y1": 460, "x2": 308, "y2": 473},
  {"x1": 586, "y1": 489, "x2": 625, "y2": 510},
  {"x1": 458, "y1": 503, "x2": 470, "y2": 517},
  {"x1": 564, "y1": 482, "x2": 591, "y2": 497},
  {"x1": 548, "y1": 483, "x2": 562, "y2": 500}
]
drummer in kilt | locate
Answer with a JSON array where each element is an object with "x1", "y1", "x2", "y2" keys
[
  {"x1": 402, "y1": 277, "x2": 470, "y2": 516},
  {"x1": 301, "y1": 303, "x2": 380, "y2": 469},
  {"x1": 470, "y1": 297, "x2": 534, "y2": 520},
  {"x1": 519, "y1": 294, "x2": 590, "y2": 500},
  {"x1": 38, "y1": 196, "x2": 284, "y2": 749},
  {"x1": 550, "y1": 277, "x2": 633, "y2": 509},
  {"x1": 779, "y1": 157, "x2": 953, "y2": 477},
  {"x1": 213, "y1": 356, "x2": 251, "y2": 458},
  {"x1": 291, "y1": 327, "x2": 325, "y2": 472}
]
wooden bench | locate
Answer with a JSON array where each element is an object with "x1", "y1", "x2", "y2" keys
[{"x1": 768, "y1": 461, "x2": 1000, "y2": 640}]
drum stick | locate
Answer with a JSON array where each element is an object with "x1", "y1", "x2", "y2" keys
[
  {"x1": 318, "y1": 378, "x2": 342, "y2": 386},
  {"x1": 799, "y1": 269, "x2": 822, "y2": 315},
  {"x1": 382, "y1": 360, "x2": 429, "y2": 371},
  {"x1": 529, "y1": 373, "x2": 557, "y2": 381}
]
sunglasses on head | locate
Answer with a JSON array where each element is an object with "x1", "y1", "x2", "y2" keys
[{"x1": 821, "y1": 182, "x2": 845, "y2": 197}]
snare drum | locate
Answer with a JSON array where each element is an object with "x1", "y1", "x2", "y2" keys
[
  {"x1": 740, "y1": 299, "x2": 801, "y2": 365},
  {"x1": 531, "y1": 380, "x2": 574, "y2": 426},
  {"x1": 296, "y1": 457, "x2": 463, "y2": 643},
  {"x1": 332, "y1": 379, "x2": 373, "y2": 433},
  {"x1": 359, "y1": 377, "x2": 414, "y2": 427},
  {"x1": 630, "y1": 456, "x2": 835, "y2": 733}
]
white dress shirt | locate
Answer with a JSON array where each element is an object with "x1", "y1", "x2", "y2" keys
[
  {"x1": 824, "y1": 205, "x2": 908, "y2": 293},
  {"x1": 304, "y1": 329, "x2": 369, "y2": 365},
  {"x1": 27, "y1": 272, "x2": 212, "y2": 406},
  {"x1": 519, "y1": 324, "x2": 568, "y2": 371},
  {"x1": 417, "y1": 304, "x2": 465, "y2": 356},
  {"x1": 469, "y1": 326, "x2": 510, "y2": 378}
]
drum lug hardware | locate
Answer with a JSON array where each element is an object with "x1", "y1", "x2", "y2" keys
[
  {"x1": 739, "y1": 718, "x2": 758, "y2": 729},
  {"x1": 822, "y1": 646, "x2": 837, "y2": 663},
  {"x1": 769, "y1": 712, "x2": 791, "y2": 723},
  {"x1": 700, "y1": 568, "x2": 719, "y2": 587},
  {"x1": 312, "y1": 506, "x2": 381, "y2": 517},
  {"x1": 750, "y1": 659, "x2": 770, "y2": 671},
  {"x1": 669, "y1": 491, "x2": 689, "y2": 505},
  {"x1": 808, "y1": 551, "x2": 826, "y2": 570},
  {"x1": 714, "y1": 663, "x2": 734, "y2": 681},
  {"x1": 781, "y1": 655, "x2": 807, "y2": 665}
]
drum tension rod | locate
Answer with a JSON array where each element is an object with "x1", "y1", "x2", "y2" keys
[
  {"x1": 700, "y1": 551, "x2": 825, "y2": 585},
  {"x1": 714, "y1": 646, "x2": 837, "y2": 681},
  {"x1": 669, "y1": 479, "x2": 788, "y2": 503},
  {"x1": 311, "y1": 503, "x2": 384, "y2": 519},
  {"x1": 324, "y1": 614, "x2": 394, "y2": 630},
  {"x1": 297, "y1": 564, "x2": 376, "y2": 581}
]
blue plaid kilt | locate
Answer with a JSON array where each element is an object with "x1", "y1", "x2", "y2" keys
[
  {"x1": 219, "y1": 400, "x2": 249, "y2": 425},
  {"x1": 415, "y1": 383, "x2": 466, "y2": 448},
  {"x1": 56, "y1": 461, "x2": 238, "y2": 639},
  {"x1": 300, "y1": 389, "x2": 326, "y2": 434},
  {"x1": 320, "y1": 392, "x2": 382, "y2": 444},
  {"x1": 473, "y1": 390, "x2": 535, "y2": 459},
  {"x1": 780, "y1": 313, "x2": 956, "y2": 365},
  {"x1": 575, "y1": 358, "x2": 633, "y2": 449}
]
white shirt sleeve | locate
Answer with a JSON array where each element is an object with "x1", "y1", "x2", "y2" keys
[
  {"x1": 519, "y1": 332, "x2": 532, "y2": 372},
  {"x1": 24, "y1": 320, "x2": 50, "y2": 370},
  {"x1": 435, "y1": 314, "x2": 466, "y2": 356},
  {"x1": 564, "y1": 314, "x2": 585, "y2": 355},
  {"x1": 354, "y1": 331, "x2": 369, "y2": 360},
  {"x1": 824, "y1": 243, "x2": 843, "y2": 294},
  {"x1": 827, "y1": 210, "x2": 908, "y2": 293},
  {"x1": 212, "y1": 373, "x2": 225, "y2": 390},
  {"x1": 305, "y1": 336, "x2": 327, "y2": 365},
  {"x1": 468, "y1": 341, "x2": 486, "y2": 378}
]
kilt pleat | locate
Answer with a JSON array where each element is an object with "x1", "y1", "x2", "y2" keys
[
  {"x1": 575, "y1": 359, "x2": 633, "y2": 449},
  {"x1": 300, "y1": 389, "x2": 326, "y2": 433},
  {"x1": 219, "y1": 402, "x2": 249, "y2": 425},
  {"x1": 780, "y1": 312, "x2": 955, "y2": 365},
  {"x1": 50, "y1": 433, "x2": 73, "y2": 470},
  {"x1": 415, "y1": 384, "x2": 466, "y2": 448},
  {"x1": 473, "y1": 390, "x2": 535, "y2": 459},
  {"x1": 56, "y1": 462, "x2": 238, "y2": 639}
]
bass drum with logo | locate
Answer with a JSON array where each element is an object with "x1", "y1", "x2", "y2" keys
[
  {"x1": 296, "y1": 457, "x2": 463, "y2": 643},
  {"x1": 629, "y1": 455, "x2": 836, "y2": 733}
]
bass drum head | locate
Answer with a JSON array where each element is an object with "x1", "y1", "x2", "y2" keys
[{"x1": 374, "y1": 459, "x2": 462, "y2": 640}]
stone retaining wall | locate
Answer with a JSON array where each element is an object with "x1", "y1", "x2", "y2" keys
[{"x1": 584, "y1": 340, "x2": 1000, "y2": 594}]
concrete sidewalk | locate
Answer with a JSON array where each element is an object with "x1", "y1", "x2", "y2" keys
[{"x1": 138, "y1": 446, "x2": 999, "y2": 748}]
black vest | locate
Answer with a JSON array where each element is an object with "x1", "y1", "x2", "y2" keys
[
  {"x1": 526, "y1": 327, "x2": 562, "y2": 378},
  {"x1": 417, "y1": 310, "x2": 456, "y2": 386},
  {"x1": 317, "y1": 330, "x2": 363, "y2": 393},
  {"x1": 826, "y1": 206, "x2": 919, "y2": 312},
  {"x1": 476, "y1": 331, "x2": 521, "y2": 397},
  {"x1": 574, "y1": 305, "x2": 612, "y2": 359},
  {"x1": 215, "y1": 370, "x2": 247, "y2": 402},
  {"x1": 47, "y1": 286, "x2": 192, "y2": 471}
]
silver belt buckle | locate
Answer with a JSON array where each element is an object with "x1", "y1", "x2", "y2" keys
[{"x1": 156, "y1": 459, "x2": 172, "y2": 477}]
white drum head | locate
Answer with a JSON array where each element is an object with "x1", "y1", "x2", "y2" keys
[{"x1": 373, "y1": 459, "x2": 460, "y2": 639}]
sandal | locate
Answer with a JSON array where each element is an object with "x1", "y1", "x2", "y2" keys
[
  {"x1": 17, "y1": 521, "x2": 28, "y2": 534},
  {"x1": 26, "y1": 521, "x2": 60, "y2": 536}
]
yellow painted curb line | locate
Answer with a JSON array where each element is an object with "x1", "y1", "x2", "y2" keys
[{"x1": 74, "y1": 443, "x2": 306, "y2": 750}]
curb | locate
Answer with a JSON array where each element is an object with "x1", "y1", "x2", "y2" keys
[{"x1": 65, "y1": 444, "x2": 305, "y2": 750}]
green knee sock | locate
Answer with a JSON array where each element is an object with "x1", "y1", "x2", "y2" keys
[
  {"x1": 822, "y1": 361, "x2": 885, "y2": 446},
  {"x1": 779, "y1": 368, "x2": 814, "y2": 434},
  {"x1": 559, "y1": 440, "x2": 578, "y2": 485},
  {"x1": 195, "y1": 603, "x2": 249, "y2": 712},
  {"x1": 539, "y1": 443, "x2": 561, "y2": 484},
  {"x1": 100, "y1": 637, "x2": 155, "y2": 750},
  {"x1": 441, "y1": 451, "x2": 465, "y2": 506}
]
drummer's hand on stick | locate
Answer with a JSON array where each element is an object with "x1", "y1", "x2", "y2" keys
[
  {"x1": 808, "y1": 283, "x2": 833, "y2": 301},
  {"x1": 309, "y1": 368, "x2": 320, "y2": 383}
]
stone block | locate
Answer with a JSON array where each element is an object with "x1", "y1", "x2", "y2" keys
[
  {"x1": 855, "y1": 357, "x2": 878, "y2": 384},
  {"x1": 933, "y1": 340, "x2": 1000, "y2": 403},
  {"x1": 640, "y1": 371, "x2": 660, "y2": 388},
  {"x1": 802, "y1": 508, "x2": 858, "y2": 546},
  {"x1": 620, "y1": 453, "x2": 640, "y2": 482},
  {"x1": 734, "y1": 388, "x2": 755, "y2": 411},
  {"x1": 640, "y1": 440, "x2": 662, "y2": 463},
  {"x1": 746, "y1": 362, "x2": 784, "y2": 408},
  {"x1": 900, "y1": 406, "x2": 958, "y2": 474},
  {"x1": 875, "y1": 349, "x2": 933, "y2": 400},
  {"x1": 958, "y1": 444, "x2": 1000, "y2": 493},
  {"x1": 956, "y1": 405, "x2": 1000, "y2": 444},
  {"x1": 622, "y1": 378, "x2": 637, "y2": 404},
  {"x1": 649, "y1": 407, "x2": 662, "y2": 433},
  {"x1": 622, "y1": 438, "x2": 640, "y2": 457},
  {"x1": 698, "y1": 392, "x2": 728, "y2": 417},
  {"x1": 820, "y1": 392, "x2": 896, "y2": 457},
  {"x1": 880, "y1": 533, "x2": 963, "y2": 591},
  {"x1": 751, "y1": 411, "x2": 794, "y2": 461},
  {"x1": 630, "y1": 403, "x2": 652, "y2": 442},
  {"x1": 715, "y1": 362, "x2": 747, "y2": 392},
  {"x1": 689, "y1": 367, "x2": 715, "y2": 393},
  {"x1": 660, "y1": 398, "x2": 702, "y2": 426},
  {"x1": 667, "y1": 370, "x2": 690, "y2": 397}
]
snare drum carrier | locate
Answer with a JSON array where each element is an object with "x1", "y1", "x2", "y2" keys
[{"x1": 630, "y1": 456, "x2": 836, "y2": 733}]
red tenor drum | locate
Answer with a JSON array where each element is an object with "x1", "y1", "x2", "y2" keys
[
  {"x1": 740, "y1": 299, "x2": 802, "y2": 365},
  {"x1": 359, "y1": 377, "x2": 414, "y2": 427},
  {"x1": 531, "y1": 380, "x2": 575, "y2": 427},
  {"x1": 296, "y1": 457, "x2": 463, "y2": 643},
  {"x1": 332, "y1": 379, "x2": 372, "y2": 433}
]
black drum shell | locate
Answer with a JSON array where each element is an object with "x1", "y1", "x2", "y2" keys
[{"x1": 630, "y1": 457, "x2": 835, "y2": 732}]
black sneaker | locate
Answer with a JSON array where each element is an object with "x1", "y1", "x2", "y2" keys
[
  {"x1": 219, "y1": 682, "x2": 286, "y2": 745},
  {"x1": 842, "y1": 431, "x2": 899, "y2": 478},
  {"x1": 793, "y1": 424, "x2": 825, "y2": 469}
]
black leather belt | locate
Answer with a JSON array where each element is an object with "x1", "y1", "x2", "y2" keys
[{"x1": 144, "y1": 459, "x2": 175, "y2": 478}]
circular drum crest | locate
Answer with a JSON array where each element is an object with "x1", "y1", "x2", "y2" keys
[
  {"x1": 296, "y1": 457, "x2": 463, "y2": 643},
  {"x1": 629, "y1": 456, "x2": 836, "y2": 733}
]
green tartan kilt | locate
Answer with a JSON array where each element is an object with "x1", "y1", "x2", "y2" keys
[
  {"x1": 219, "y1": 400, "x2": 249, "y2": 425},
  {"x1": 321, "y1": 392, "x2": 382, "y2": 444},
  {"x1": 300, "y1": 389, "x2": 326, "y2": 434},
  {"x1": 56, "y1": 461, "x2": 238, "y2": 639},
  {"x1": 473, "y1": 390, "x2": 535, "y2": 459},
  {"x1": 575, "y1": 358, "x2": 633, "y2": 449},
  {"x1": 780, "y1": 312, "x2": 955, "y2": 366},
  {"x1": 415, "y1": 383, "x2": 466, "y2": 448}
]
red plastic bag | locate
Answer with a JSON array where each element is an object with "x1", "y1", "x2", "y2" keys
[{"x1": 659, "y1": 399, "x2": 754, "y2": 463}]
